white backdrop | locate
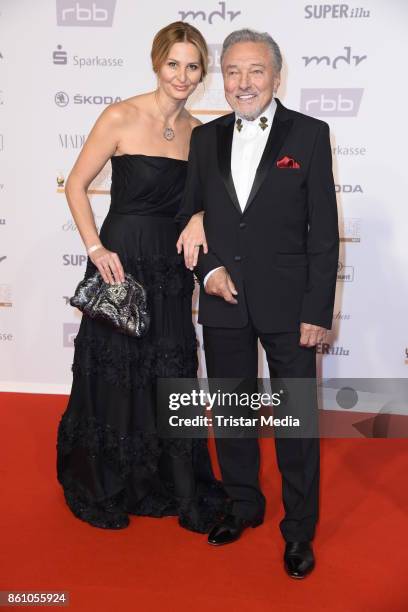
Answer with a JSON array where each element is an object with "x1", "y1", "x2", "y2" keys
[{"x1": 0, "y1": 0, "x2": 407, "y2": 393}]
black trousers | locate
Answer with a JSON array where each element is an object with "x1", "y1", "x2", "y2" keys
[{"x1": 203, "y1": 320, "x2": 319, "y2": 542}]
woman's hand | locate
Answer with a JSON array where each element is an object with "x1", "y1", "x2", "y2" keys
[
  {"x1": 89, "y1": 246, "x2": 125, "y2": 285},
  {"x1": 176, "y1": 211, "x2": 208, "y2": 270}
]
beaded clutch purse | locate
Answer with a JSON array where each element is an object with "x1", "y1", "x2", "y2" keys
[{"x1": 70, "y1": 271, "x2": 150, "y2": 338}]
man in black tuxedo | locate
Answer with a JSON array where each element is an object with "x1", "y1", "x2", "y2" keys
[{"x1": 177, "y1": 29, "x2": 339, "y2": 578}]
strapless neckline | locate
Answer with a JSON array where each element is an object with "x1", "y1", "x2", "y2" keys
[
  {"x1": 112, "y1": 153, "x2": 188, "y2": 163},
  {"x1": 109, "y1": 150, "x2": 188, "y2": 217}
]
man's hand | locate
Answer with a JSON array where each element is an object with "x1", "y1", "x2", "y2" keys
[
  {"x1": 299, "y1": 322, "x2": 328, "y2": 347},
  {"x1": 205, "y1": 267, "x2": 238, "y2": 304}
]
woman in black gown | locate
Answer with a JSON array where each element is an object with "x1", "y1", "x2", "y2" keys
[{"x1": 56, "y1": 22, "x2": 225, "y2": 531}]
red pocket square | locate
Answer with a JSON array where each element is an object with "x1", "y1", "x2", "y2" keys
[{"x1": 276, "y1": 155, "x2": 301, "y2": 169}]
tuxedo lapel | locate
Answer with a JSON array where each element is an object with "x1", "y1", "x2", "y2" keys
[
  {"x1": 243, "y1": 99, "x2": 294, "y2": 214},
  {"x1": 216, "y1": 115, "x2": 241, "y2": 215}
]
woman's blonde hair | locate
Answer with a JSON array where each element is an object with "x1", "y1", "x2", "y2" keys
[{"x1": 151, "y1": 21, "x2": 208, "y2": 81}]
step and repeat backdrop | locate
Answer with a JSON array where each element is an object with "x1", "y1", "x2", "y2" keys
[{"x1": 0, "y1": 0, "x2": 407, "y2": 393}]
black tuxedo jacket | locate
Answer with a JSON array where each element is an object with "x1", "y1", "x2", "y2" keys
[{"x1": 177, "y1": 99, "x2": 339, "y2": 332}]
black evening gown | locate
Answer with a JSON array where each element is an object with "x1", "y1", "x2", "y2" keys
[{"x1": 56, "y1": 154, "x2": 225, "y2": 531}]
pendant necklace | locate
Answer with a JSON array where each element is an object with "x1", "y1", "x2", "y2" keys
[{"x1": 155, "y1": 91, "x2": 175, "y2": 141}]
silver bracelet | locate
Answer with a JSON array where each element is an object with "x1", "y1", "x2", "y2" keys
[{"x1": 87, "y1": 244, "x2": 103, "y2": 255}]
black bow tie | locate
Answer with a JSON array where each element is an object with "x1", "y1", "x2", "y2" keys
[{"x1": 236, "y1": 116, "x2": 269, "y2": 132}]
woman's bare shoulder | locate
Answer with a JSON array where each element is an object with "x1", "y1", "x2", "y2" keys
[{"x1": 100, "y1": 93, "x2": 152, "y2": 125}]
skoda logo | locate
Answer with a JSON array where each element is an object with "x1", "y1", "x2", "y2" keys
[{"x1": 55, "y1": 91, "x2": 69, "y2": 107}]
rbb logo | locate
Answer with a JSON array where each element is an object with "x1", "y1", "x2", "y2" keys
[
  {"x1": 300, "y1": 88, "x2": 363, "y2": 117},
  {"x1": 63, "y1": 254, "x2": 87, "y2": 266},
  {"x1": 56, "y1": 0, "x2": 116, "y2": 27}
]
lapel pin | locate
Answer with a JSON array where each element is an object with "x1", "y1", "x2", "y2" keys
[{"x1": 259, "y1": 116, "x2": 268, "y2": 130}]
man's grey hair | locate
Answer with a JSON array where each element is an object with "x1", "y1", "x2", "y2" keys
[{"x1": 221, "y1": 29, "x2": 282, "y2": 73}]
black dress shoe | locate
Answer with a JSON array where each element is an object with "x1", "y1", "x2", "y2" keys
[
  {"x1": 208, "y1": 513, "x2": 263, "y2": 546},
  {"x1": 284, "y1": 541, "x2": 315, "y2": 579}
]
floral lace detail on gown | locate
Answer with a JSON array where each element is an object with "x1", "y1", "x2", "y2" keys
[{"x1": 56, "y1": 155, "x2": 227, "y2": 532}]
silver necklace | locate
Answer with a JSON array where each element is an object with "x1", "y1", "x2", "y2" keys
[{"x1": 155, "y1": 91, "x2": 175, "y2": 141}]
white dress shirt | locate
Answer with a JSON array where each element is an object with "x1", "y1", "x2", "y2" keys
[{"x1": 203, "y1": 97, "x2": 277, "y2": 286}]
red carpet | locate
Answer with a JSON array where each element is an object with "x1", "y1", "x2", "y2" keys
[{"x1": 0, "y1": 392, "x2": 407, "y2": 611}]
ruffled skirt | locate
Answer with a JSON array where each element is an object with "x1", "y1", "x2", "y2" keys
[{"x1": 56, "y1": 213, "x2": 226, "y2": 531}]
